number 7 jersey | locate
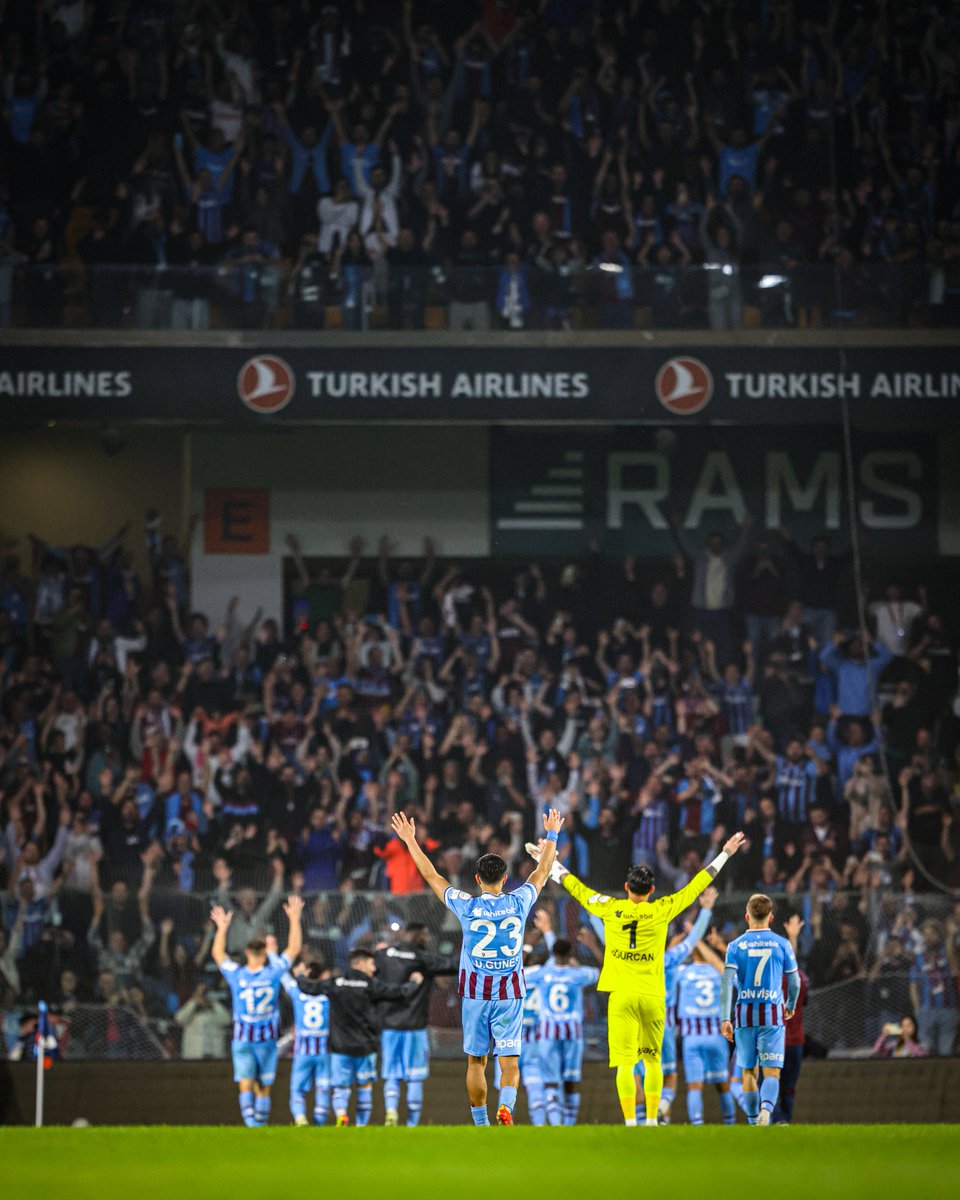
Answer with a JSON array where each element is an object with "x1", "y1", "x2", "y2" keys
[
  {"x1": 724, "y1": 929, "x2": 798, "y2": 1027},
  {"x1": 444, "y1": 882, "x2": 537, "y2": 1000}
]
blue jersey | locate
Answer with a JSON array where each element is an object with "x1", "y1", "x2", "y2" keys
[
  {"x1": 536, "y1": 963, "x2": 599, "y2": 1041},
  {"x1": 724, "y1": 929, "x2": 798, "y2": 1028},
  {"x1": 521, "y1": 963, "x2": 544, "y2": 1044},
  {"x1": 220, "y1": 955, "x2": 290, "y2": 1043},
  {"x1": 716, "y1": 678, "x2": 753, "y2": 735},
  {"x1": 773, "y1": 757, "x2": 818, "y2": 824},
  {"x1": 281, "y1": 972, "x2": 330, "y2": 1057},
  {"x1": 663, "y1": 905, "x2": 713, "y2": 1028},
  {"x1": 675, "y1": 962, "x2": 723, "y2": 1037},
  {"x1": 444, "y1": 882, "x2": 537, "y2": 1000}
]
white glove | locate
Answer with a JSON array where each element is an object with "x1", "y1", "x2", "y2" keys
[{"x1": 549, "y1": 859, "x2": 568, "y2": 884}]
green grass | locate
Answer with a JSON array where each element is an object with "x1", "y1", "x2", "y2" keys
[{"x1": 2, "y1": 1126, "x2": 958, "y2": 1200}]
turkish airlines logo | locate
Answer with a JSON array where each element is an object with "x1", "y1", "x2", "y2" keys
[
  {"x1": 655, "y1": 356, "x2": 713, "y2": 415},
  {"x1": 237, "y1": 355, "x2": 295, "y2": 414}
]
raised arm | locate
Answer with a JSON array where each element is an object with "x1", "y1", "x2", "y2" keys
[
  {"x1": 527, "y1": 808, "x2": 565, "y2": 895},
  {"x1": 663, "y1": 887, "x2": 716, "y2": 967},
  {"x1": 657, "y1": 832, "x2": 746, "y2": 924},
  {"x1": 281, "y1": 894, "x2": 304, "y2": 963},
  {"x1": 210, "y1": 904, "x2": 233, "y2": 967},
  {"x1": 391, "y1": 810, "x2": 451, "y2": 902}
]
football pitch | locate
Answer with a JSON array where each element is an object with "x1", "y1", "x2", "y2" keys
[{"x1": 2, "y1": 1126, "x2": 959, "y2": 1200}]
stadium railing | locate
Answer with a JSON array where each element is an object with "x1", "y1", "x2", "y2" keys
[
  {"x1": 3, "y1": 262, "x2": 958, "y2": 332},
  {"x1": 3, "y1": 883, "x2": 951, "y2": 1063}
]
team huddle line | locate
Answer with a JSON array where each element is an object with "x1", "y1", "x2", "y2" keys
[{"x1": 213, "y1": 811, "x2": 799, "y2": 1126}]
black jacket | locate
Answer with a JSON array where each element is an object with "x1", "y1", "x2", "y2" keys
[
  {"x1": 299, "y1": 968, "x2": 417, "y2": 1056},
  {"x1": 374, "y1": 944, "x2": 458, "y2": 1031}
]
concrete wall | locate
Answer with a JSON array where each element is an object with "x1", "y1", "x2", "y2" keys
[
  {"x1": 0, "y1": 426, "x2": 186, "y2": 581},
  {"x1": 188, "y1": 426, "x2": 489, "y2": 625},
  {"x1": 3, "y1": 1058, "x2": 959, "y2": 1126}
]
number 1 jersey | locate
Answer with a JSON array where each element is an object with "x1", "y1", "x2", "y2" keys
[
  {"x1": 562, "y1": 869, "x2": 714, "y2": 996},
  {"x1": 444, "y1": 882, "x2": 537, "y2": 1000}
]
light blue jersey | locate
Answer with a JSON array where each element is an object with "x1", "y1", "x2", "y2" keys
[
  {"x1": 444, "y1": 882, "x2": 537, "y2": 999},
  {"x1": 281, "y1": 973, "x2": 330, "y2": 1056},
  {"x1": 520, "y1": 963, "x2": 545, "y2": 1084},
  {"x1": 537, "y1": 963, "x2": 599, "y2": 1040},
  {"x1": 221, "y1": 955, "x2": 290, "y2": 1043},
  {"x1": 537, "y1": 960, "x2": 599, "y2": 1087},
  {"x1": 722, "y1": 927, "x2": 801, "y2": 1074},
  {"x1": 675, "y1": 962, "x2": 723, "y2": 1037},
  {"x1": 664, "y1": 905, "x2": 713, "y2": 1019},
  {"x1": 677, "y1": 962, "x2": 729, "y2": 1090},
  {"x1": 723, "y1": 930, "x2": 799, "y2": 1027}
]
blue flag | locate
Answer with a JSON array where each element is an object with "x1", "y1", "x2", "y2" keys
[{"x1": 35, "y1": 1001, "x2": 58, "y2": 1065}]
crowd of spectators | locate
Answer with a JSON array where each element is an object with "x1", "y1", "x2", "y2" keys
[
  {"x1": 2, "y1": 0, "x2": 960, "y2": 330},
  {"x1": 0, "y1": 508, "x2": 958, "y2": 1059}
]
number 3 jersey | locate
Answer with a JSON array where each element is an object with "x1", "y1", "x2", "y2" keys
[
  {"x1": 675, "y1": 962, "x2": 723, "y2": 1038},
  {"x1": 281, "y1": 972, "x2": 330, "y2": 1057},
  {"x1": 443, "y1": 882, "x2": 537, "y2": 1000},
  {"x1": 220, "y1": 955, "x2": 291, "y2": 1043},
  {"x1": 724, "y1": 929, "x2": 798, "y2": 1027}
]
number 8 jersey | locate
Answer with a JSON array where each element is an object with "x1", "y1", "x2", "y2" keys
[
  {"x1": 220, "y1": 956, "x2": 291, "y2": 1043},
  {"x1": 444, "y1": 882, "x2": 537, "y2": 1000}
]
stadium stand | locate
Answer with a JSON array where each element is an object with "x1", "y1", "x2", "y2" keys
[
  {"x1": 1, "y1": 512, "x2": 957, "y2": 1062},
  {"x1": 0, "y1": 0, "x2": 958, "y2": 331}
]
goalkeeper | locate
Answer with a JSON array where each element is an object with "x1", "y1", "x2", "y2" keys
[{"x1": 527, "y1": 831, "x2": 745, "y2": 1126}]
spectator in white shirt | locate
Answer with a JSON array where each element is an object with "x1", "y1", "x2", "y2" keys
[
  {"x1": 175, "y1": 982, "x2": 232, "y2": 1058},
  {"x1": 317, "y1": 178, "x2": 359, "y2": 254},
  {"x1": 354, "y1": 151, "x2": 402, "y2": 257},
  {"x1": 870, "y1": 583, "x2": 924, "y2": 658}
]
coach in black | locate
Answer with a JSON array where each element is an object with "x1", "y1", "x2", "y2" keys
[
  {"x1": 376, "y1": 922, "x2": 459, "y2": 1127},
  {"x1": 298, "y1": 946, "x2": 421, "y2": 1127}
]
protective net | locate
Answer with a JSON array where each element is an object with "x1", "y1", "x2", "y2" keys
[{"x1": 4, "y1": 881, "x2": 956, "y2": 1062}]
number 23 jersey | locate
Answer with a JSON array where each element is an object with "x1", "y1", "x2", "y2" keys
[{"x1": 444, "y1": 882, "x2": 537, "y2": 1000}]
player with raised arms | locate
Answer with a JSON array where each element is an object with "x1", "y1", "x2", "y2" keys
[
  {"x1": 391, "y1": 807, "x2": 564, "y2": 1126},
  {"x1": 211, "y1": 895, "x2": 303, "y2": 1127},
  {"x1": 634, "y1": 886, "x2": 717, "y2": 1123},
  {"x1": 528, "y1": 831, "x2": 745, "y2": 1126},
  {"x1": 720, "y1": 893, "x2": 801, "y2": 1125}
]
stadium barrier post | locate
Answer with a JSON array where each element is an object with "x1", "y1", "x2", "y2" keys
[{"x1": 35, "y1": 1000, "x2": 47, "y2": 1128}]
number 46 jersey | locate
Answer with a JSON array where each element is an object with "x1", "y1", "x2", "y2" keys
[{"x1": 444, "y1": 882, "x2": 537, "y2": 1000}]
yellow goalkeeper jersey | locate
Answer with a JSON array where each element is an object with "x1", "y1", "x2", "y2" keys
[{"x1": 563, "y1": 869, "x2": 713, "y2": 996}]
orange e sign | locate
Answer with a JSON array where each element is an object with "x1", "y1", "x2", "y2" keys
[{"x1": 204, "y1": 489, "x2": 270, "y2": 554}]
